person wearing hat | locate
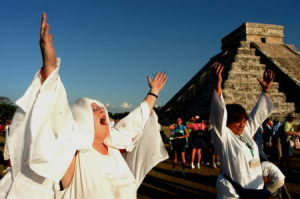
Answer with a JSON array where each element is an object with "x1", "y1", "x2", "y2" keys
[{"x1": 279, "y1": 112, "x2": 300, "y2": 172}]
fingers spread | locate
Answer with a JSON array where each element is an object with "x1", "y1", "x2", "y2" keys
[
  {"x1": 147, "y1": 75, "x2": 152, "y2": 84},
  {"x1": 154, "y1": 72, "x2": 167, "y2": 82},
  {"x1": 215, "y1": 63, "x2": 223, "y2": 75},
  {"x1": 263, "y1": 69, "x2": 275, "y2": 83}
]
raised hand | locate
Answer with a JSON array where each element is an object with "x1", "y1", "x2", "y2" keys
[
  {"x1": 147, "y1": 72, "x2": 168, "y2": 96},
  {"x1": 40, "y1": 13, "x2": 57, "y2": 79},
  {"x1": 145, "y1": 72, "x2": 167, "y2": 111},
  {"x1": 257, "y1": 69, "x2": 275, "y2": 94},
  {"x1": 212, "y1": 62, "x2": 224, "y2": 96}
]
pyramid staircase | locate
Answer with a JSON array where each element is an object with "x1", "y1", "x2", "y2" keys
[{"x1": 160, "y1": 23, "x2": 300, "y2": 128}]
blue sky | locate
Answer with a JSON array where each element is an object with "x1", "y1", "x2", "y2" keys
[{"x1": 1, "y1": 0, "x2": 299, "y2": 112}]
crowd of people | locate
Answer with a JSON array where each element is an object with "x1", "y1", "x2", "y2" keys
[
  {"x1": 254, "y1": 113, "x2": 300, "y2": 173},
  {"x1": 168, "y1": 115, "x2": 220, "y2": 174}
]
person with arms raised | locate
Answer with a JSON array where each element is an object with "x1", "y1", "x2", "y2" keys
[
  {"x1": 210, "y1": 63, "x2": 274, "y2": 199},
  {"x1": 0, "y1": 13, "x2": 168, "y2": 199}
]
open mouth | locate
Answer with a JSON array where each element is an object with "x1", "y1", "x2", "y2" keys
[{"x1": 100, "y1": 117, "x2": 107, "y2": 125}]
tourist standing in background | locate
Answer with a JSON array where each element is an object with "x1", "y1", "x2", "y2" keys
[
  {"x1": 253, "y1": 125, "x2": 268, "y2": 161},
  {"x1": 271, "y1": 119, "x2": 282, "y2": 162},
  {"x1": 169, "y1": 117, "x2": 189, "y2": 174},
  {"x1": 262, "y1": 118, "x2": 273, "y2": 156},
  {"x1": 279, "y1": 113, "x2": 300, "y2": 173},
  {"x1": 186, "y1": 116, "x2": 204, "y2": 169}
]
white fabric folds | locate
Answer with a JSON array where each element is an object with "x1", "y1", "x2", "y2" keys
[
  {"x1": 210, "y1": 90, "x2": 274, "y2": 198},
  {"x1": 0, "y1": 58, "x2": 168, "y2": 199}
]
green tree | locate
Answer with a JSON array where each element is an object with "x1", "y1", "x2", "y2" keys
[{"x1": 0, "y1": 97, "x2": 16, "y2": 122}]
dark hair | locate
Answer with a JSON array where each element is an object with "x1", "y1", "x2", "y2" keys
[{"x1": 226, "y1": 104, "x2": 248, "y2": 125}]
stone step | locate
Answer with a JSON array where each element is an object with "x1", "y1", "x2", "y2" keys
[
  {"x1": 187, "y1": 100, "x2": 295, "y2": 117},
  {"x1": 234, "y1": 55, "x2": 261, "y2": 63},
  {"x1": 223, "y1": 81, "x2": 279, "y2": 90},
  {"x1": 242, "y1": 102, "x2": 294, "y2": 113},
  {"x1": 275, "y1": 107, "x2": 296, "y2": 113},
  {"x1": 191, "y1": 90, "x2": 289, "y2": 104},
  {"x1": 227, "y1": 71, "x2": 267, "y2": 81},
  {"x1": 223, "y1": 91, "x2": 288, "y2": 103},
  {"x1": 240, "y1": 41, "x2": 251, "y2": 48},
  {"x1": 231, "y1": 62, "x2": 266, "y2": 67},
  {"x1": 273, "y1": 102, "x2": 295, "y2": 111},
  {"x1": 236, "y1": 48, "x2": 256, "y2": 56},
  {"x1": 230, "y1": 62, "x2": 266, "y2": 73}
]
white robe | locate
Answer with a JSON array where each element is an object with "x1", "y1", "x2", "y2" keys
[
  {"x1": 56, "y1": 147, "x2": 136, "y2": 199},
  {"x1": 210, "y1": 91, "x2": 273, "y2": 199},
  {"x1": 0, "y1": 59, "x2": 168, "y2": 199}
]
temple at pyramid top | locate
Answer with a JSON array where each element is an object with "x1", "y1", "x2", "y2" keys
[{"x1": 221, "y1": 22, "x2": 284, "y2": 51}]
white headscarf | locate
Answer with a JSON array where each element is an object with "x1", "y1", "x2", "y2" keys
[
  {"x1": 71, "y1": 98, "x2": 111, "y2": 151},
  {"x1": 71, "y1": 97, "x2": 131, "y2": 150}
]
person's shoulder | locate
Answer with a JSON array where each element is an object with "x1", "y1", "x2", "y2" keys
[
  {"x1": 283, "y1": 120, "x2": 292, "y2": 129},
  {"x1": 186, "y1": 123, "x2": 192, "y2": 128},
  {"x1": 181, "y1": 124, "x2": 186, "y2": 128}
]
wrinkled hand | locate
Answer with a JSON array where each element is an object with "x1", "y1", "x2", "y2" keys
[
  {"x1": 212, "y1": 62, "x2": 224, "y2": 96},
  {"x1": 40, "y1": 13, "x2": 57, "y2": 77},
  {"x1": 212, "y1": 62, "x2": 224, "y2": 85},
  {"x1": 257, "y1": 69, "x2": 275, "y2": 91},
  {"x1": 147, "y1": 72, "x2": 167, "y2": 95}
]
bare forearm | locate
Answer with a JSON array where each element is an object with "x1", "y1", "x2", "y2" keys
[
  {"x1": 60, "y1": 155, "x2": 76, "y2": 189},
  {"x1": 213, "y1": 63, "x2": 223, "y2": 97},
  {"x1": 145, "y1": 72, "x2": 167, "y2": 112},
  {"x1": 215, "y1": 82, "x2": 222, "y2": 97},
  {"x1": 144, "y1": 90, "x2": 158, "y2": 112},
  {"x1": 285, "y1": 131, "x2": 300, "y2": 137}
]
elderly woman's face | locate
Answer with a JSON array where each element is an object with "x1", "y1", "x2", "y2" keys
[
  {"x1": 91, "y1": 103, "x2": 109, "y2": 139},
  {"x1": 227, "y1": 118, "x2": 246, "y2": 135}
]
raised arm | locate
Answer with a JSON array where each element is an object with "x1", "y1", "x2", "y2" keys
[
  {"x1": 246, "y1": 69, "x2": 275, "y2": 136},
  {"x1": 40, "y1": 13, "x2": 57, "y2": 82},
  {"x1": 144, "y1": 72, "x2": 167, "y2": 111},
  {"x1": 257, "y1": 69, "x2": 275, "y2": 97},
  {"x1": 213, "y1": 63, "x2": 224, "y2": 96},
  {"x1": 209, "y1": 63, "x2": 227, "y2": 139}
]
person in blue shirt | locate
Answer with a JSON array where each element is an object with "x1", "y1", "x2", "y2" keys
[{"x1": 169, "y1": 117, "x2": 189, "y2": 174}]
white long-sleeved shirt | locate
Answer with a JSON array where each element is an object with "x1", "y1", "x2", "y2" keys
[{"x1": 210, "y1": 90, "x2": 273, "y2": 198}]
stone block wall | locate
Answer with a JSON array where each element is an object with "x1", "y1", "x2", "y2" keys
[{"x1": 159, "y1": 23, "x2": 300, "y2": 128}]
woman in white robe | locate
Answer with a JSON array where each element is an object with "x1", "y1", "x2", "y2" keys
[
  {"x1": 0, "y1": 13, "x2": 168, "y2": 199},
  {"x1": 210, "y1": 63, "x2": 275, "y2": 199}
]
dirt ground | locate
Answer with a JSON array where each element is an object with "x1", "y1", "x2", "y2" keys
[{"x1": 137, "y1": 150, "x2": 300, "y2": 199}]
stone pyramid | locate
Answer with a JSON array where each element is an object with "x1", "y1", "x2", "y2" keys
[{"x1": 159, "y1": 22, "x2": 300, "y2": 127}]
